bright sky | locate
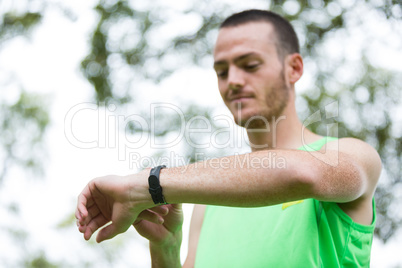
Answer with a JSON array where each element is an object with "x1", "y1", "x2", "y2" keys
[{"x1": 0, "y1": 0, "x2": 401, "y2": 267}]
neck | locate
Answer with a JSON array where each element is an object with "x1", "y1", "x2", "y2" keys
[{"x1": 246, "y1": 99, "x2": 321, "y2": 151}]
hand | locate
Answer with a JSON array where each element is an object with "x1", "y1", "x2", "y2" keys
[
  {"x1": 134, "y1": 203, "x2": 183, "y2": 248},
  {"x1": 76, "y1": 172, "x2": 151, "y2": 243}
]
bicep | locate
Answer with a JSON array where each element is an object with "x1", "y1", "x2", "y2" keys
[{"x1": 183, "y1": 204, "x2": 206, "y2": 268}]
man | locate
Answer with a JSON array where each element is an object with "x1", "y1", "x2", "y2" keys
[{"x1": 76, "y1": 10, "x2": 381, "y2": 267}]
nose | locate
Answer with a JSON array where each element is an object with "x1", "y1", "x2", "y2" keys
[{"x1": 227, "y1": 66, "x2": 244, "y2": 91}]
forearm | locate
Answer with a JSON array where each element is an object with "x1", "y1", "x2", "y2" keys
[
  {"x1": 150, "y1": 240, "x2": 182, "y2": 268},
  {"x1": 159, "y1": 149, "x2": 363, "y2": 206},
  {"x1": 160, "y1": 150, "x2": 308, "y2": 206}
]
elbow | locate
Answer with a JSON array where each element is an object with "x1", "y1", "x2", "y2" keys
[{"x1": 301, "y1": 156, "x2": 366, "y2": 203}]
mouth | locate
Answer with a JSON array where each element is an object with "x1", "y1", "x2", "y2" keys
[{"x1": 229, "y1": 96, "x2": 253, "y2": 103}]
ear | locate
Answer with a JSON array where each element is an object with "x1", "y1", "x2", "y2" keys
[{"x1": 286, "y1": 53, "x2": 303, "y2": 84}]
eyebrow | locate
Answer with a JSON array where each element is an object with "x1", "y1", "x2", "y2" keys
[{"x1": 213, "y1": 52, "x2": 261, "y2": 68}]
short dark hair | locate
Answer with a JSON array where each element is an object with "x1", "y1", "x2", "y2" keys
[{"x1": 220, "y1": 9, "x2": 299, "y2": 59}]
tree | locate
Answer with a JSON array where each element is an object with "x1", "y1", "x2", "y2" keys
[
  {"x1": 0, "y1": 2, "x2": 53, "y2": 267},
  {"x1": 1, "y1": 0, "x2": 401, "y2": 266},
  {"x1": 0, "y1": 0, "x2": 49, "y2": 182}
]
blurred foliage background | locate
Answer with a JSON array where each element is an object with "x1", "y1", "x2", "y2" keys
[{"x1": 1, "y1": 0, "x2": 401, "y2": 266}]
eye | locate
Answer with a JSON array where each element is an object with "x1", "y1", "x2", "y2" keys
[
  {"x1": 244, "y1": 63, "x2": 260, "y2": 72},
  {"x1": 216, "y1": 69, "x2": 228, "y2": 78}
]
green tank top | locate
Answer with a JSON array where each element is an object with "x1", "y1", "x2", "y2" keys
[{"x1": 194, "y1": 137, "x2": 376, "y2": 268}]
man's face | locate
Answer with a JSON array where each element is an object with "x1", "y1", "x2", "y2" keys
[{"x1": 213, "y1": 22, "x2": 290, "y2": 128}]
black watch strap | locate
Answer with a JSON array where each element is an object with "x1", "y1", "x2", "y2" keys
[{"x1": 148, "y1": 165, "x2": 167, "y2": 205}]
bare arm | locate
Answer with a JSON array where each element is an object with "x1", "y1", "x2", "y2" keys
[
  {"x1": 183, "y1": 205, "x2": 206, "y2": 268},
  {"x1": 160, "y1": 139, "x2": 381, "y2": 207},
  {"x1": 76, "y1": 138, "x2": 381, "y2": 246}
]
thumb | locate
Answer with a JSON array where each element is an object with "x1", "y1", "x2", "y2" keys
[
  {"x1": 96, "y1": 212, "x2": 134, "y2": 242},
  {"x1": 170, "y1": 203, "x2": 182, "y2": 210},
  {"x1": 169, "y1": 203, "x2": 182, "y2": 213},
  {"x1": 96, "y1": 223, "x2": 124, "y2": 243}
]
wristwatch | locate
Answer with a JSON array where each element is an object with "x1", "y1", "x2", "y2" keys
[{"x1": 148, "y1": 165, "x2": 168, "y2": 204}]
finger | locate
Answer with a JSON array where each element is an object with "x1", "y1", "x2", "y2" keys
[
  {"x1": 77, "y1": 187, "x2": 91, "y2": 222},
  {"x1": 86, "y1": 197, "x2": 95, "y2": 208},
  {"x1": 77, "y1": 204, "x2": 89, "y2": 226},
  {"x1": 75, "y1": 208, "x2": 82, "y2": 222},
  {"x1": 96, "y1": 223, "x2": 118, "y2": 243},
  {"x1": 77, "y1": 204, "x2": 101, "y2": 233},
  {"x1": 148, "y1": 205, "x2": 169, "y2": 216},
  {"x1": 76, "y1": 206, "x2": 88, "y2": 227},
  {"x1": 133, "y1": 218, "x2": 161, "y2": 233},
  {"x1": 76, "y1": 196, "x2": 87, "y2": 220},
  {"x1": 77, "y1": 204, "x2": 98, "y2": 226},
  {"x1": 96, "y1": 219, "x2": 130, "y2": 243},
  {"x1": 83, "y1": 204, "x2": 101, "y2": 225},
  {"x1": 134, "y1": 209, "x2": 164, "y2": 225},
  {"x1": 78, "y1": 221, "x2": 87, "y2": 233},
  {"x1": 84, "y1": 213, "x2": 109, "y2": 241},
  {"x1": 169, "y1": 203, "x2": 182, "y2": 211}
]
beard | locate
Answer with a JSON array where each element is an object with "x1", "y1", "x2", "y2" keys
[{"x1": 236, "y1": 70, "x2": 290, "y2": 129}]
